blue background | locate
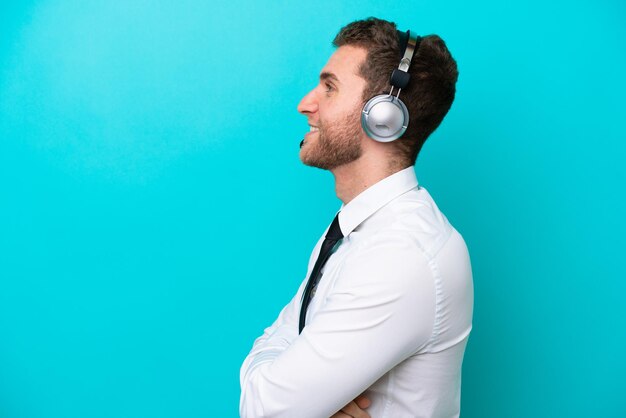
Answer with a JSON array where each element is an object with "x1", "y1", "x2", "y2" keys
[{"x1": 1, "y1": 1, "x2": 625, "y2": 417}]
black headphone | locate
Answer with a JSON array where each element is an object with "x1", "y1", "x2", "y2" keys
[{"x1": 361, "y1": 30, "x2": 422, "y2": 142}]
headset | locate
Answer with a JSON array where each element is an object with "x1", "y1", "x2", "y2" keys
[{"x1": 361, "y1": 30, "x2": 422, "y2": 143}]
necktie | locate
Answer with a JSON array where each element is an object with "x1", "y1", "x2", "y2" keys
[{"x1": 299, "y1": 212, "x2": 344, "y2": 334}]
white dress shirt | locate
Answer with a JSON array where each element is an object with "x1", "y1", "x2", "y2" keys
[{"x1": 240, "y1": 166, "x2": 474, "y2": 418}]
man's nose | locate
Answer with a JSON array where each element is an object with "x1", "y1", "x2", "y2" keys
[{"x1": 297, "y1": 89, "x2": 318, "y2": 115}]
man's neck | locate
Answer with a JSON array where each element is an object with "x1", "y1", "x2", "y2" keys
[{"x1": 331, "y1": 155, "x2": 407, "y2": 205}]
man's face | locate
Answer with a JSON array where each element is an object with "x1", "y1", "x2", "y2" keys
[{"x1": 297, "y1": 45, "x2": 369, "y2": 170}]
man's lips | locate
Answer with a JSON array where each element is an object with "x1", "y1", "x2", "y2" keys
[
  {"x1": 300, "y1": 125, "x2": 319, "y2": 148},
  {"x1": 305, "y1": 123, "x2": 319, "y2": 136}
]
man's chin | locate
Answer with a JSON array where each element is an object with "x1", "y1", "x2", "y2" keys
[
  {"x1": 299, "y1": 148, "x2": 327, "y2": 170},
  {"x1": 300, "y1": 156, "x2": 334, "y2": 171}
]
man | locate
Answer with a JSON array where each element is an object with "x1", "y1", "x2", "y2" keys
[{"x1": 240, "y1": 17, "x2": 473, "y2": 418}]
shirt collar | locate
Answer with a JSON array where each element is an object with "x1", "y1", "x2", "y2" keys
[{"x1": 336, "y1": 165, "x2": 418, "y2": 237}]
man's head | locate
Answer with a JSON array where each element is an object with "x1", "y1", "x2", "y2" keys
[{"x1": 298, "y1": 17, "x2": 458, "y2": 171}]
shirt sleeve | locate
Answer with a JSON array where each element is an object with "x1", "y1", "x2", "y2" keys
[
  {"x1": 238, "y1": 279, "x2": 307, "y2": 383},
  {"x1": 239, "y1": 233, "x2": 436, "y2": 418}
]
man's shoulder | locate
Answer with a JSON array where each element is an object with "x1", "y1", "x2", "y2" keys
[{"x1": 365, "y1": 185, "x2": 456, "y2": 259}]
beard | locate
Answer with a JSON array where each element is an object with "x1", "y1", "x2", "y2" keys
[{"x1": 299, "y1": 109, "x2": 363, "y2": 170}]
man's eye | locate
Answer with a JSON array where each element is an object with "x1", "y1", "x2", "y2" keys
[{"x1": 324, "y1": 83, "x2": 334, "y2": 93}]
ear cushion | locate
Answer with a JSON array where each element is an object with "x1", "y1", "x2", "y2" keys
[{"x1": 361, "y1": 95, "x2": 409, "y2": 142}]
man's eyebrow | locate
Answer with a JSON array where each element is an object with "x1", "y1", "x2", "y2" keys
[{"x1": 319, "y1": 71, "x2": 341, "y2": 84}]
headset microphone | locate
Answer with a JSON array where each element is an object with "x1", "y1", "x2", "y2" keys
[{"x1": 361, "y1": 30, "x2": 422, "y2": 143}]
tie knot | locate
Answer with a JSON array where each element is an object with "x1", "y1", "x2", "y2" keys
[{"x1": 326, "y1": 212, "x2": 344, "y2": 241}]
